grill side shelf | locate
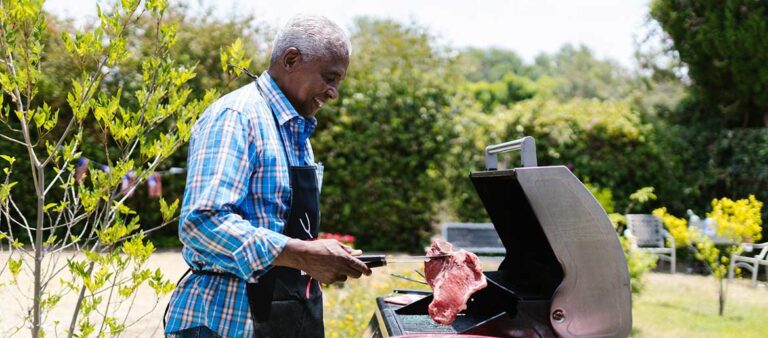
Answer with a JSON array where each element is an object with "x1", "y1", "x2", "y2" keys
[{"x1": 376, "y1": 297, "x2": 405, "y2": 336}]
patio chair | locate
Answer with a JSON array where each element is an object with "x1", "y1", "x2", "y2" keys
[
  {"x1": 625, "y1": 214, "x2": 676, "y2": 273},
  {"x1": 728, "y1": 242, "x2": 768, "y2": 287}
]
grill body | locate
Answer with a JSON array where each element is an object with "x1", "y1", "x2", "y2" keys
[{"x1": 365, "y1": 138, "x2": 631, "y2": 338}]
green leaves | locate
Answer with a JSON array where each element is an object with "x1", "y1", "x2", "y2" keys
[
  {"x1": 78, "y1": 185, "x2": 100, "y2": 213},
  {"x1": 67, "y1": 75, "x2": 92, "y2": 121},
  {"x1": 103, "y1": 316, "x2": 125, "y2": 335},
  {"x1": 43, "y1": 235, "x2": 57, "y2": 247},
  {"x1": 9, "y1": 257, "x2": 23, "y2": 277},
  {"x1": 651, "y1": 0, "x2": 768, "y2": 127},
  {"x1": 159, "y1": 197, "x2": 179, "y2": 223},
  {"x1": 61, "y1": 30, "x2": 103, "y2": 59},
  {"x1": 121, "y1": 233, "x2": 154, "y2": 264},
  {"x1": 629, "y1": 187, "x2": 657, "y2": 205},
  {"x1": 0, "y1": 0, "x2": 45, "y2": 95},
  {"x1": 112, "y1": 201, "x2": 136, "y2": 215},
  {"x1": 0, "y1": 181, "x2": 18, "y2": 204},
  {"x1": 0, "y1": 155, "x2": 15, "y2": 165},
  {"x1": 145, "y1": 0, "x2": 168, "y2": 13},
  {"x1": 148, "y1": 268, "x2": 174, "y2": 295},
  {"x1": 97, "y1": 215, "x2": 140, "y2": 245},
  {"x1": 31, "y1": 102, "x2": 58, "y2": 131},
  {"x1": 67, "y1": 258, "x2": 89, "y2": 278},
  {"x1": 40, "y1": 294, "x2": 62, "y2": 311},
  {"x1": 220, "y1": 38, "x2": 252, "y2": 76}
]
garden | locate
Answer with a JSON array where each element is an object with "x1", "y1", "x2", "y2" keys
[{"x1": 1, "y1": 0, "x2": 767, "y2": 337}]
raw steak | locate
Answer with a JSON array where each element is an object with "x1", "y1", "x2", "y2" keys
[{"x1": 424, "y1": 239, "x2": 487, "y2": 325}]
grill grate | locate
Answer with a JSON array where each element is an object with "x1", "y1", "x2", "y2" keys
[{"x1": 399, "y1": 315, "x2": 458, "y2": 334}]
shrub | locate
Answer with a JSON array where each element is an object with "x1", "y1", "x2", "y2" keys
[
  {"x1": 446, "y1": 97, "x2": 682, "y2": 221},
  {"x1": 312, "y1": 18, "x2": 461, "y2": 251}
]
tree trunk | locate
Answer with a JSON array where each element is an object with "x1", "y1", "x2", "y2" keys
[
  {"x1": 718, "y1": 278, "x2": 725, "y2": 316},
  {"x1": 32, "y1": 165, "x2": 44, "y2": 338}
]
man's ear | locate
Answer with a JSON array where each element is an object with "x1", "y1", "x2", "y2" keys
[{"x1": 281, "y1": 47, "x2": 302, "y2": 73}]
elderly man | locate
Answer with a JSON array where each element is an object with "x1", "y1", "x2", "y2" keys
[{"x1": 164, "y1": 15, "x2": 371, "y2": 338}]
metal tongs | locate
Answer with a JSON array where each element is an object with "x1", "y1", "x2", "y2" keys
[{"x1": 357, "y1": 254, "x2": 452, "y2": 268}]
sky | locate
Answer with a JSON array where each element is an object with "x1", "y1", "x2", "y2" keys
[{"x1": 44, "y1": 0, "x2": 653, "y2": 68}]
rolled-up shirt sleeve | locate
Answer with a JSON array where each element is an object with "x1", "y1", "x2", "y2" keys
[{"x1": 179, "y1": 108, "x2": 290, "y2": 281}]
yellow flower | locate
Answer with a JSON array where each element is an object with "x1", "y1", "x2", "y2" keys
[
  {"x1": 653, "y1": 207, "x2": 690, "y2": 247},
  {"x1": 707, "y1": 195, "x2": 763, "y2": 243}
]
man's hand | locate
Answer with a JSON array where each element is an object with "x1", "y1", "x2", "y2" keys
[{"x1": 273, "y1": 239, "x2": 372, "y2": 284}]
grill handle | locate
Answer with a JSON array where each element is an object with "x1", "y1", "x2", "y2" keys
[{"x1": 485, "y1": 136, "x2": 537, "y2": 170}]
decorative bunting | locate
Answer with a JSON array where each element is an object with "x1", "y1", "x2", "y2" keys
[
  {"x1": 75, "y1": 157, "x2": 89, "y2": 183},
  {"x1": 147, "y1": 172, "x2": 163, "y2": 198},
  {"x1": 121, "y1": 171, "x2": 138, "y2": 197},
  {"x1": 73, "y1": 156, "x2": 183, "y2": 198}
]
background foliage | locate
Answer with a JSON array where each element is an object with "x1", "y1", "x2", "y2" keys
[
  {"x1": 312, "y1": 18, "x2": 460, "y2": 251},
  {"x1": 3, "y1": 0, "x2": 767, "y2": 250},
  {"x1": 649, "y1": 0, "x2": 768, "y2": 237}
]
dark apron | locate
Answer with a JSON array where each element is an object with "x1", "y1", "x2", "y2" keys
[
  {"x1": 165, "y1": 78, "x2": 324, "y2": 338},
  {"x1": 247, "y1": 81, "x2": 324, "y2": 337},
  {"x1": 247, "y1": 166, "x2": 323, "y2": 337}
]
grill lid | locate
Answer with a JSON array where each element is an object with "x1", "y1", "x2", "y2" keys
[{"x1": 469, "y1": 137, "x2": 631, "y2": 338}]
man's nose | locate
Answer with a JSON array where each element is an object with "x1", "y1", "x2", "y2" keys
[{"x1": 326, "y1": 86, "x2": 339, "y2": 100}]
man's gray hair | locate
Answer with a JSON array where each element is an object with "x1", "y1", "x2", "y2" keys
[{"x1": 270, "y1": 15, "x2": 351, "y2": 65}]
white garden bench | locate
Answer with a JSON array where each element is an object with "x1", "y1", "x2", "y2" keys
[
  {"x1": 625, "y1": 214, "x2": 676, "y2": 273},
  {"x1": 441, "y1": 222, "x2": 505, "y2": 254},
  {"x1": 728, "y1": 242, "x2": 768, "y2": 287}
]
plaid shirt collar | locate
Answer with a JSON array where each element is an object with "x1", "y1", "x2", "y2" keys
[{"x1": 256, "y1": 71, "x2": 318, "y2": 133}]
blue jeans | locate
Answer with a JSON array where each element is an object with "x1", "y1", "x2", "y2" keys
[{"x1": 168, "y1": 326, "x2": 221, "y2": 338}]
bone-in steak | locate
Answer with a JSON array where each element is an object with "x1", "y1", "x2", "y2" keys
[{"x1": 424, "y1": 239, "x2": 487, "y2": 325}]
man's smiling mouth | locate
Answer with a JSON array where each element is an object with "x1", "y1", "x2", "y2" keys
[{"x1": 314, "y1": 97, "x2": 325, "y2": 108}]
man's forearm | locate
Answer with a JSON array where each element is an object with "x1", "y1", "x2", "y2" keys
[{"x1": 272, "y1": 238, "x2": 308, "y2": 270}]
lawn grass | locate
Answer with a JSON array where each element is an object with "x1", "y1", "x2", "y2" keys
[
  {"x1": 323, "y1": 261, "x2": 768, "y2": 337},
  {"x1": 631, "y1": 273, "x2": 768, "y2": 338}
]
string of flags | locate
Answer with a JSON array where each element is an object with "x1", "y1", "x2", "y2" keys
[{"x1": 74, "y1": 157, "x2": 185, "y2": 198}]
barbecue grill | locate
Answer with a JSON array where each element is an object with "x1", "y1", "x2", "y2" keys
[{"x1": 363, "y1": 137, "x2": 632, "y2": 338}]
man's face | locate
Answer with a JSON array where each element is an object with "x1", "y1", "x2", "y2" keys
[{"x1": 280, "y1": 51, "x2": 349, "y2": 118}]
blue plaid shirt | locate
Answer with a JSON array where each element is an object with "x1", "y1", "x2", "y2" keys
[{"x1": 164, "y1": 72, "x2": 318, "y2": 337}]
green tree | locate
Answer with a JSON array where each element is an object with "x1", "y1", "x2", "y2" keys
[
  {"x1": 530, "y1": 44, "x2": 639, "y2": 101},
  {"x1": 446, "y1": 97, "x2": 685, "y2": 221},
  {"x1": 0, "y1": 0, "x2": 215, "y2": 336},
  {"x1": 0, "y1": 4, "x2": 271, "y2": 248},
  {"x1": 459, "y1": 47, "x2": 530, "y2": 82},
  {"x1": 465, "y1": 73, "x2": 537, "y2": 111},
  {"x1": 650, "y1": 0, "x2": 768, "y2": 233},
  {"x1": 651, "y1": 0, "x2": 768, "y2": 127},
  {"x1": 313, "y1": 18, "x2": 461, "y2": 251}
]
